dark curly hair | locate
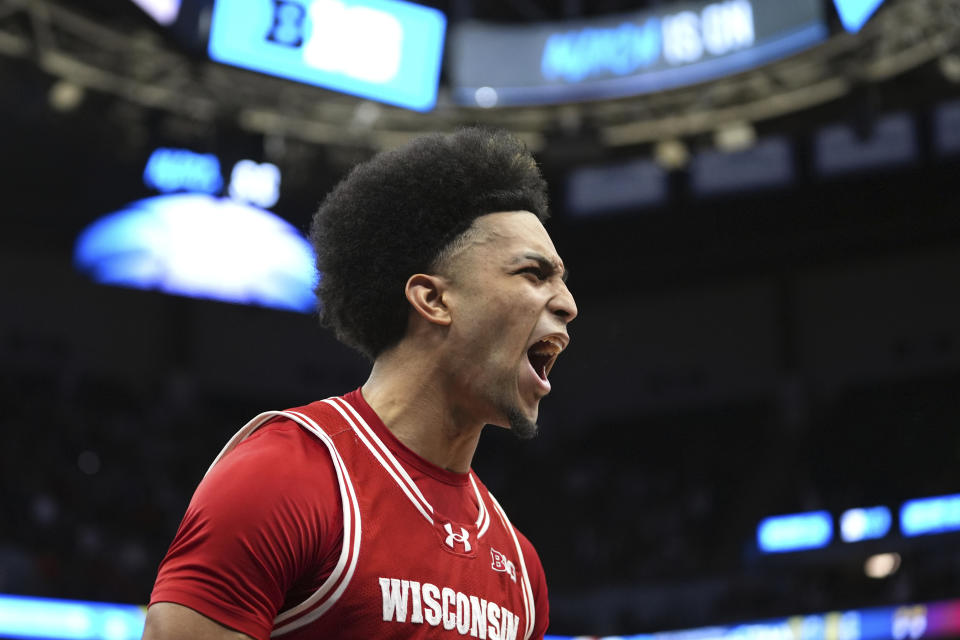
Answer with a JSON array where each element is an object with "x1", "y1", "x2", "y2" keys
[{"x1": 309, "y1": 127, "x2": 549, "y2": 360}]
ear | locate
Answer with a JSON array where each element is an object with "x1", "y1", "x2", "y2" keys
[{"x1": 405, "y1": 273, "x2": 452, "y2": 326}]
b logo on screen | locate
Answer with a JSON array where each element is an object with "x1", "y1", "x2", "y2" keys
[{"x1": 266, "y1": 0, "x2": 403, "y2": 83}]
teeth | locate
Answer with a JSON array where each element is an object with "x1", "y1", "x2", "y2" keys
[{"x1": 530, "y1": 337, "x2": 563, "y2": 356}]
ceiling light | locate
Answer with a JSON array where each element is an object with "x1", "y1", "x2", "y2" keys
[
  {"x1": 864, "y1": 552, "x2": 901, "y2": 579},
  {"x1": 48, "y1": 80, "x2": 84, "y2": 112},
  {"x1": 654, "y1": 139, "x2": 690, "y2": 170}
]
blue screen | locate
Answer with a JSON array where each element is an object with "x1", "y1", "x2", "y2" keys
[
  {"x1": 757, "y1": 511, "x2": 833, "y2": 553},
  {"x1": 0, "y1": 594, "x2": 145, "y2": 640},
  {"x1": 74, "y1": 194, "x2": 317, "y2": 313},
  {"x1": 901, "y1": 494, "x2": 960, "y2": 537},
  {"x1": 4, "y1": 591, "x2": 958, "y2": 640},
  {"x1": 832, "y1": 0, "x2": 886, "y2": 33},
  {"x1": 143, "y1": 147, "x2": 223, "y2": 194},
  {"x1": 208, "y1": 0, "x2": 446, "y2": 111},
  {"x1": 449, "y1": 0, "x2": 826, "y2": 107},
  {"x1": 839, "y1": 506, "x2": 892, "y2": 542}
]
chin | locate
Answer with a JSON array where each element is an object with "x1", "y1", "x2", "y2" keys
[{"x1": 506, "y1": 407, "x2": 539, "y2": 440}]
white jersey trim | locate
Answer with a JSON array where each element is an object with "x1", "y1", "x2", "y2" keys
[
  {"x1": 470, "y1": 473, "x2": 491, "y2": 537},
  {"x1": 335, "y1": 398, "x2": 433, "y2": 524},
  {"x1": 488, "y1": 492, "x2": 536, "y2": 640},
  {"x1": 201, "y1": 406, "x2": 363, "y2": 636},
  {"x1": 330, "y1": 396, "x2": 491, "y2": 539},
  {"x1": 326, "y1": 397, "x2": 435, "y2": 524},
  {"x1": 271, "y1": 410, "x2": 363, "y2": 635},
  {"x1": 204, "y1": 397, "x2": 511, "y2": 635}
]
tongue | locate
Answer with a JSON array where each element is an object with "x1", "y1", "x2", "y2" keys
[
  {"x1": 533, "y1": 360, "x2": 546, "y2": 380},
  {"x1": 528, "y1": 350, "x2": 550, "y2": 381},
  {"x1": 530, "y1": 357, "x2": 552, "y2": 393}
]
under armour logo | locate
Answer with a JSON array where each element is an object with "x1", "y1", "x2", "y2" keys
[
  {"x1": 443, "y1": 523, "x2": 471, "y2": 553},
  {"x1": 490, "y1": 548, "x2": 517, "y2": 582}
]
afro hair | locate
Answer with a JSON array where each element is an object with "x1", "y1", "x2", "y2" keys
[{"x1": 309, "y1": 127, "x2": 549, "y2": 360}]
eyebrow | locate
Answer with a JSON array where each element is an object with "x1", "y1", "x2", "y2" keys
[{"x1": 514, "y1": 252, "x2": 569, "y2": 283}]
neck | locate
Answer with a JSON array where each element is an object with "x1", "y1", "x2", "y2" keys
[{"x1": 360, "y1": 341, "x2": 485, "y2": 474}]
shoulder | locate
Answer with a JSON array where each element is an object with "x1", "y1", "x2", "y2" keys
[
  {"x1": 201, "y1": 416, "x2": 341, "y2": 510},
  {"x1": 279, "y1": 399, "x2": 358, "y2": 438},
  {"x1": 151, "y1": 414, "x2": 347, "y2": 638},
  {"x1": 182, "y1": 414, "x2": 346, "y2": 552}
]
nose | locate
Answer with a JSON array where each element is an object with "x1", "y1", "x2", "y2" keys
[{"x1": 549, "y1": 281, "x2": 578, "y2": 324}]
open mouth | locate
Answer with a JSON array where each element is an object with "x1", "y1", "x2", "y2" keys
[{"x1": 526, "y1": 337, "x2": 564, "y2": 382}]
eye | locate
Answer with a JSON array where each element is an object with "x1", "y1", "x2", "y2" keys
[{"x1": 518, "y1": 266, "x2": 547, "y2": 281}]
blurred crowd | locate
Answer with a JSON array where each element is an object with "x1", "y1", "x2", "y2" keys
[{"x1": 2, "y1": 332, "x2": 958, "y2": 634}]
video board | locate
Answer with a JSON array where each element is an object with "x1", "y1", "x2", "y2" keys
[{"x1": 449, "y1": 0, "x2": 827, "y2": 106}]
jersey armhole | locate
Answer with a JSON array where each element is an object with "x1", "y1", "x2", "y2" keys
[{"x1": 208, "y1": 408, "x2": 363, "y2": 636}]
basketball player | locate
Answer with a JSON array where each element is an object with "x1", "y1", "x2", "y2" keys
[{"x1": 142, "y1": 128, "x2": 578, "y2": 640}]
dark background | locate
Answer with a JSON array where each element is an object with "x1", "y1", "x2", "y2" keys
[{"x1": 1, "y1": 0, "x2": 959, "y2": 636}]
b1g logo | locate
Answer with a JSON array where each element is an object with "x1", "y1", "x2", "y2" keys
[
  {"x1": 490, "y1": 548, "x2": 517, "y2": 582},
  {"x1": 266, "y1": 0, "x2": 404, "y2": 83},
  {"x1": 266, "y1": 0, "x2": 309, "y2": 47},
  {"x1": 207, "y1": 0, "x2": 446, "y2": 111}
]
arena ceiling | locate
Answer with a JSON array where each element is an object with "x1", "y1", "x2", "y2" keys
[{"x1": 1, "y1": 0, "x2": 958, "y2": 165}]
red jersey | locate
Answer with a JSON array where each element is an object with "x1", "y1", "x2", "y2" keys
[{"x1": 150, "y1": 389, "x2": 549, "y2": 639}]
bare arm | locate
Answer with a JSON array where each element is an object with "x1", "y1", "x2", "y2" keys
[{"x1": 142, "y1": 603, "x2": 256, "y2": 640}]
